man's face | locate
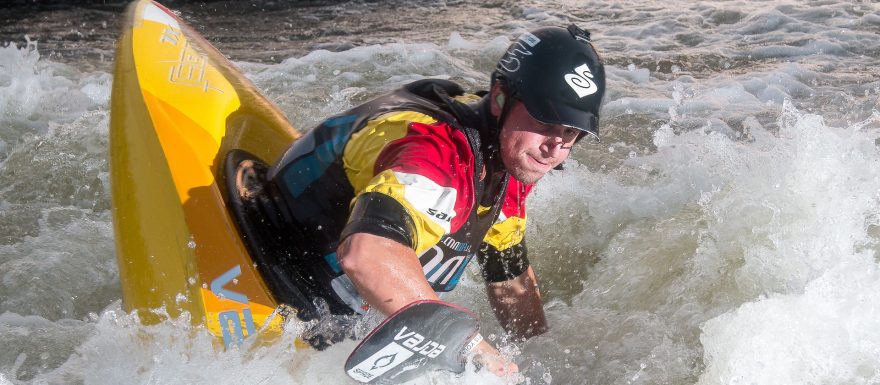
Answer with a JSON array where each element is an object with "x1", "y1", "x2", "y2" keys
[{"x1": 498, "y1": 101, "x2": 579, "y2": 184}]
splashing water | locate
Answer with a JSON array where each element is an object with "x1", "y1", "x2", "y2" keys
[{"x1": 1, "y1": 1, "x2": 879, "y2": 384}]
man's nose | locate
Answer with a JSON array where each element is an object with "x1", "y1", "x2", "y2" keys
[{"x1": 541, "y1": 137, "x2": 569, "y2": 156}]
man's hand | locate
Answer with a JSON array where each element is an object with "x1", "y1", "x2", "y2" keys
[
  {"x1": 338, "y1": 232, "x2": 520, "y2": 378},
  {"x1": 471, "y1": 339, "x2": 519, "y2": 377}
]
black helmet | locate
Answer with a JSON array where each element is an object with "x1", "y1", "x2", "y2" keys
[{"x1": 493, "y1": 24, "x2": 606, "y2": 140}]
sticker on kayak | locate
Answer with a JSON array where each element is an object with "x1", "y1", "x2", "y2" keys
[
  {"x1": 142, "y1": 2, "x2": 179, "y2": 29},
  {"x1": 140, "y1": 4, "x2": 225, "y2": 95}
]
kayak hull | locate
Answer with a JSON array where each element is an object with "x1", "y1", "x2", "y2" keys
[{"x1": 110, "y1": 0, "x2": 300, "y2": 348}]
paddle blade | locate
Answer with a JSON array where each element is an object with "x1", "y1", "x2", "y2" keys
[{"x1": 345, "y1": 300, "x2": 481, "y2": 384}]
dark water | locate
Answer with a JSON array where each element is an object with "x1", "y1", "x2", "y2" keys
[{"x1": 1, "y1": 0, "x2": 517, "y2": 69}]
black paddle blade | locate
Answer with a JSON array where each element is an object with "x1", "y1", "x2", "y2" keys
[{"x1": 345, "y1": 300, "x2": 481, "y2": 384}]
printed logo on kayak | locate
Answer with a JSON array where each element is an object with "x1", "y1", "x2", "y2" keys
[
  {"x1": 210, "y1": 265, "x2": 257, "y2": 349},
  {"x1": 498, "y1": 32, "x2": 541, "y2": 73},
  {"x1": 142, "y1": 3, "x2": 180, "y2": 29},
  {"x1": 347, "y1": 325, "x2": 447, "y2": 383},
  {"x1": 146, "y1": 2, "x2": 224, "y2": 94},
  {"x1": 394, "y1": 171, "x2": 457, "y2": 233},
  {"x1": 564, "y1": 63, "x2": 598, "y2": 98}
]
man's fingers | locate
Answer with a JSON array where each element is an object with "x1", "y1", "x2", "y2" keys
[{"x1": 472, "y1": 340, "x2": 519, "y2": 378}]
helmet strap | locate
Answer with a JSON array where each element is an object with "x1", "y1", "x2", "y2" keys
[
  {"x1": 495, "y1": 93, "x2": 505, "y2": 110},
  {"x1": 490, "y1": 72, "x2": 515, "y2": 132},
  {"x1": 497, "y1": 93, "x2": 513, "y2": 135},
  {"x1": 491, "y1": 89, "x2": 516, "y2": 170}
]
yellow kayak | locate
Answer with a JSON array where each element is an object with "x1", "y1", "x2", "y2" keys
[{"x1": 109, "y1": 0, "x2": 300, "y2": 348}]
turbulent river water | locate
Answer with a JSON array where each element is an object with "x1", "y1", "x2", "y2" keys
[{"x1": 1, "y1": 1, "x2": 879, "y2": 384}]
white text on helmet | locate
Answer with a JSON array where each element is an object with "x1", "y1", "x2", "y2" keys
[{"x1": 498, "y1": 33, "x2": 541, "y2": 73}]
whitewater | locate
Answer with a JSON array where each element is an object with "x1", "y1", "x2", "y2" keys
[{"x1": 1, "y1": 1, "x2": 879, "y2": 384}]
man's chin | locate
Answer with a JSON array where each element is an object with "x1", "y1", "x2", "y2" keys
[{"x1": 509, "y1": 168, "x2": 545, "y2": 184}]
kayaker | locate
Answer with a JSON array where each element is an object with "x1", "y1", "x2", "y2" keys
[{"x1": 251, "y1": 24, "x2": 606, "y2": 377}]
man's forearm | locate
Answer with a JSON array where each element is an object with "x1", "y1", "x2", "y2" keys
[
  {"x1": 486, "y1": 266, "x2": 548, "y2": 339},
  {"x1": 337, "y1": 232, "x2": 440, "y2": 315}
]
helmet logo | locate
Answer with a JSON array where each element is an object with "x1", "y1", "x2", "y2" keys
[
  {"x1": 564, "y1": 64, "x2": 598, "y2": 98},
  {"x1": 519, "y1": 32, "x2": 541, "y2": 47}
]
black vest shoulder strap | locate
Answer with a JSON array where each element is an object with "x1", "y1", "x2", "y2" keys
[
  {"x1": 408, "y1": 80, "x2": 485, "y2": 180},
  {"x1": 353, "y1": 79, "x2": 486, "y2": 181}
]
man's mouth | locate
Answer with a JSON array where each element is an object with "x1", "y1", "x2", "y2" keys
[{"x1": 530, "y1": 155, "x2": 549, "y2": 165}]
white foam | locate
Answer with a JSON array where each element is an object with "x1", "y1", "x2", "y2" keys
[
  {"x1": 247, "y1": 39, "x2": 500, "y2": 130},
  {"x1": 692, "y1": 105, "x2": 880, "y2": 383},
  {"x1": 0, "y1": 40, "x2": 108, "y2": 138},
  {"x1": 525, "y1": 100, "x2": 880, "y2": 384},
  {"x1": 447, "y1": 32, "x2": 480, "y2": 51},
  {"x1": 622, "y1": 64, "x2": 651, "y2": 84},
  {"x1": 699, "y1": 261, "x2": 880, "y2": 384},
  {"x1": 0, "y1": 209, "x2": 115, "y2": 320}
]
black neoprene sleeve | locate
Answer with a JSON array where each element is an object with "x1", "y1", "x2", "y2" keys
[
  {"x1": 340, "y1": 192, "x2": 417, "y2": 249},
  {"x1": 476, "y1": 240, "x2": 530, "y2": 283}
]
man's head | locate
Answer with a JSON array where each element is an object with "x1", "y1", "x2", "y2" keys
[{"x1": 490, "y1": 25, "x2": 606, "y2": 183}]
